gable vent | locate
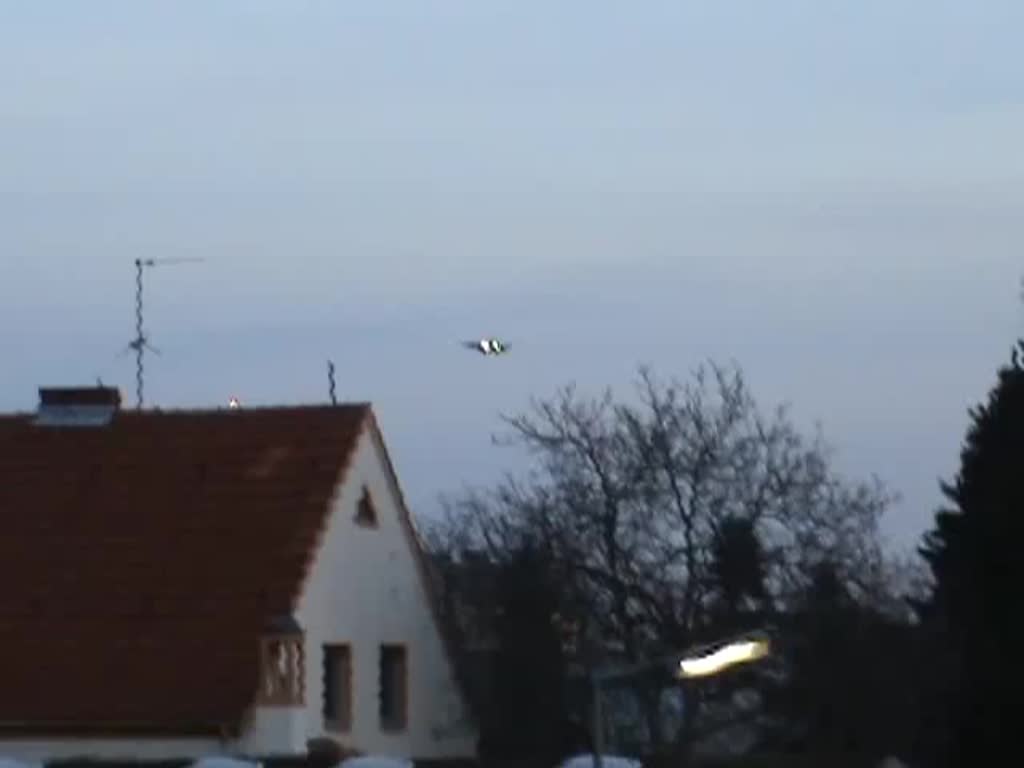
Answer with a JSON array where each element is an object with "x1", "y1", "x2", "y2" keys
[{"x1": 35, "y1": 386, "x2": 121, "y2": 427}]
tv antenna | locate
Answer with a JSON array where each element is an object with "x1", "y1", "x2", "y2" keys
[
  {"x1": 327, "y1": 360, "x2": 337, "y2": 406},
  {"x1": 125, "y1": 257, "x2": 205, "y2": 409}
]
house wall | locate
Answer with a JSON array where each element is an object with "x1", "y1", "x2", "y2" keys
[
  {"x1": 0, "y1": 706, "x2": 305, "y2": 762},
  {"x1": 296, "y1": 427, "x2": 477, "y2": 760},
  {"x1": 238, "y1": 706, "x2": 309, "y2": 756},
  {"x1": 0, "y1": 738, "x2": 226, "y2": 761}
]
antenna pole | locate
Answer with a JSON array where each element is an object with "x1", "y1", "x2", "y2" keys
[
  {"x1": 129, "y1": 257, "x2": 205, "y2": 410},
  {"x1": 134, "y1": 259, "x2": 145, "y2": 409}
]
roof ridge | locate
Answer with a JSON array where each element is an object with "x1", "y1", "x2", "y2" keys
[
  {"x1": 0, "y1": 402, "x2": 373, "y2": 419},
  {"x1": 119, "y1": 402, "x2": 372, "y2": 413}
]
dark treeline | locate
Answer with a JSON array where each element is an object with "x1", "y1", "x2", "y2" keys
[{"x1": 424, "y1": 311, "x2": 1023, "y2": 767}]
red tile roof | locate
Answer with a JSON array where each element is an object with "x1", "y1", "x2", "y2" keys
[{"x1": 0, "y1": 403, "x2": 370, "y2": 734}]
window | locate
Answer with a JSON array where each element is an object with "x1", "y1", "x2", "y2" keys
[
  {"x1": 323, "y1": 644, "x2": 352, "y2": 731},
  {"x1": 355, "y1": 485, "x2": 378, "y2": 527},
  {"x1": 258, "y1": 634, "x2": 304, "y2": 706},
  {"x1": 379, "y1": 644, "x2": 408, "y2": 731}
]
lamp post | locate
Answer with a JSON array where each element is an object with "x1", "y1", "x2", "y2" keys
[{"x1": 589, "y1": 634, "x2": 771, "y2": 768}]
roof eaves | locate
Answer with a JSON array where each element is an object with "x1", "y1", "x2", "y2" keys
[
  {"x1": 363, "y1": 410, "x2": 479, "y2": 724},
  {"x1": 284, "y1": 404, "x2": 370, "y2": 615}
]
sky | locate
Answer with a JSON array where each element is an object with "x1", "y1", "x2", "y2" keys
[{"x1": 2, "y1": 1, "x2": 1022, "y2": 549}]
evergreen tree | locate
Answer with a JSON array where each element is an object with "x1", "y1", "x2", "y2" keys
[
  {"x1": 708, "y1": 515, "x2": 768, "y2": 633},
  {"x1": 917, "y1": 338, "x2": 1024, "y2": 765},
  {"x1": 478, "y1": 543, "x2": 569, "y2": 763}
]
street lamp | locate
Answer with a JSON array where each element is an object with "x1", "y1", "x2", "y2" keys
[
  {"x1": 678, "y1": 636, "x2": 770, "y2": 679},
  {"x1": 589, "y1": 634, "x2": 771, "y2": 768}
]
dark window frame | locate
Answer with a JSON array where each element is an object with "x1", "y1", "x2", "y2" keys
[
  {"x1": 379, "y1": 643, "x2": 408, "y2": 731},
  {"x1": 323, "y1": 643, "x2": 353, "y2": 732}
]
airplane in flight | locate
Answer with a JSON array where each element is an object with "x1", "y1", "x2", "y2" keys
[{"x1": 462, "y1": 338, "x2": 510, "y2": 356}]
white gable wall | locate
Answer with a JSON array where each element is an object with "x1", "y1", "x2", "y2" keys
[{"x1": 296, "y1": 426, "x2": 477, "y2": 759}]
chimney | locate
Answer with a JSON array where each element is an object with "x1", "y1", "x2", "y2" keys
[{"x1": 35, "y1": 386, "x2": 121, "y2": 427}]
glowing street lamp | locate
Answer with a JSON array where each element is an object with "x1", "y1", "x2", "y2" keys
[{"x1": 677, "y1": 637, "x2": 771, "y2": 679}]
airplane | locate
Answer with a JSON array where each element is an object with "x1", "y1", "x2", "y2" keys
[{"x1": 461, "y1": 338, "x2": 510, "y2": 356}]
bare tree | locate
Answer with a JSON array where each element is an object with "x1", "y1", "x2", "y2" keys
[{"x1": 428, "y1": 361, "x2": 896, "y2": 759}]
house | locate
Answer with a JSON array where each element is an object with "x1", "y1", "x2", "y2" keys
[{"x1": 0, "y1": 387, "x2": 477, "y2": 762}]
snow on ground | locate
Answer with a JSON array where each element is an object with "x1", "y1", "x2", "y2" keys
[
  {"x1": 559, "y1": 754, "x2": 642, "y2": 768},
  {"x1": 338, "y1": 756, "x2": 414, "y2": 768},
  {"x1": 0, "y1": 758, "x2": 43, "y2": 768},
  {"x1": 189, "y1": 758, "x2": 262, "y2": 768}
]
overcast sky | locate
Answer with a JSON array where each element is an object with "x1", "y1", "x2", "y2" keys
[{"x1": 2, "y1": 1, "x2": 1022, "y2": 548}]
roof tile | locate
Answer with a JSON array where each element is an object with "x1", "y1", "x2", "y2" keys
[{"x1": 0, "y1": 404, "x2": 368, "y2": 732}]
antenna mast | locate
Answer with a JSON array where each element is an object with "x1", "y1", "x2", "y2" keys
[{"x1": 130, "y1": 257, "x2": 204, "y2": 410}]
